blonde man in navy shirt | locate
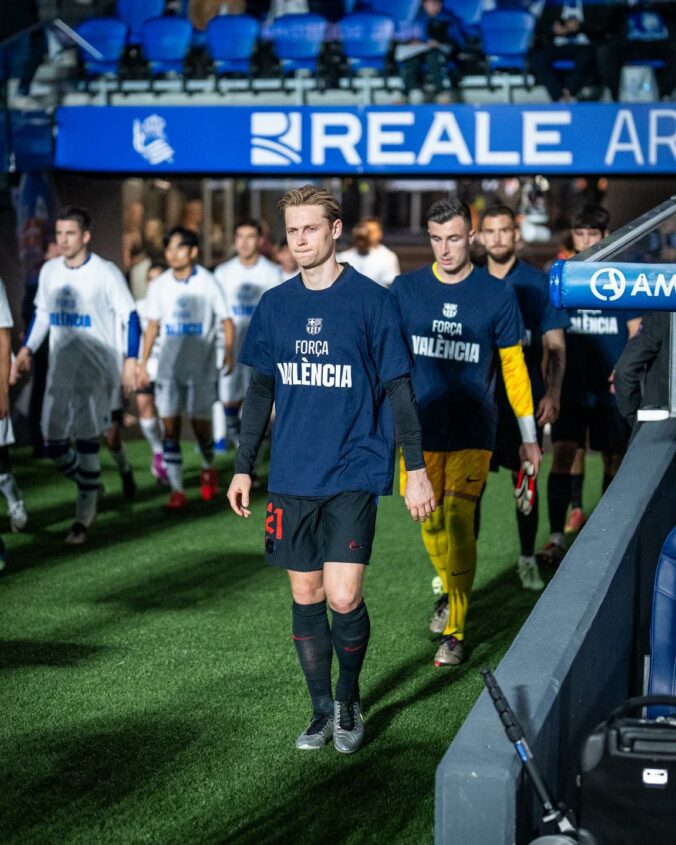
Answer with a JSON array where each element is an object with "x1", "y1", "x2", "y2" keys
[{"x1": 227, "y1": 186, "x2": 435, "y2": 755}]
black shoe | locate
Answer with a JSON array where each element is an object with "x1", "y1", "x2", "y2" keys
[
  {"x1": 65, "y1": 522, "x2": 88, "y2": 545},
  {"x1": 121, "y1": 469, "x2": 137, "y2": 501}
]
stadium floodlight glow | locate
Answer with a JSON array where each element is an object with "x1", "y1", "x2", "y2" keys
[{"x1": 549, "y1": 195, "x2": 676, "y2": 419}]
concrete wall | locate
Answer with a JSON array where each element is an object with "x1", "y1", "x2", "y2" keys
[{"x1": 436, "y1": 418, "x2": 676, "y2": 845}]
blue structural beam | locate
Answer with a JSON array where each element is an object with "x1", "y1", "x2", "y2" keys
[
  {"x1": 436, "y1": 418, "x2": 676, "y2": 845},
  {"x1": 550, "y1": 260, "x2": 676, "y2": 311}
]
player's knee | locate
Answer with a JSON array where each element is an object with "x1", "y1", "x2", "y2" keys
[
  {"x1": 327, "y1": 588, "x2": 362, "y2": 615},
  {"x1": 292, "y1": 584, "x2": 326, "y2": 605},
  {"x1": 551, "y1": 441, "x2": 576, "y2": 472}
]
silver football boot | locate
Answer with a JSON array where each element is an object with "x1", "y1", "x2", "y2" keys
[
  {"x1": 295, "y1": 714, "x2": 334, "y2": 750},
  {"x1": 333, "y1": 700, "x2": 365, "y2": 754},
  {"x1": 429, "y1": 594, "x2": 450, "y2": 634}
]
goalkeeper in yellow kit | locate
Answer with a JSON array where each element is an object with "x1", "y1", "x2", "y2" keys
[{"x1": 390, "y1": 199, "x2": 541, "y2": 667}]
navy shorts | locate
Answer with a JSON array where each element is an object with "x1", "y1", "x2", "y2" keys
[
  {"x1": 552, "y1": 388, "x2": 630, "y2": 454},
  {"x1": 264, "y1": 490, "x2": 378, "y2": 572}
]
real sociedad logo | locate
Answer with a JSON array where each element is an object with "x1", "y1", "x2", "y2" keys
[
  {"x1": 590, "y1": 267, "x2": 627, "y2": 302},
  {"x1": 306, "y1": 317, "x2": 322, "y2": 335},
  {"x1": 442, "y1": 303, "x2": 458, "y2": 318},
  {"x1": 133, "y1": 114, "x2": 175, "y2": 166},
  {"x1": 251, "y1": 112, "x2": 302, "y2": 166}
]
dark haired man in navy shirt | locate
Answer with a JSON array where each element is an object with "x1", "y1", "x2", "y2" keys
[
  {"x1": 390, "y1": 198, "x2": 541, "y2": 669},
  {"x1": 479, "y1": 205, "x2": 569, "y2": 592},
  {"x1": 227, "y1": 185, "x2": 435, "y2": 755}
]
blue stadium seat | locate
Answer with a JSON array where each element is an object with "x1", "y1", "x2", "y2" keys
[
  {"x1": 443, "y1": 0, "x2": 483, "y2": 28},
  {"x1": 141, "y1": 16, "x2": 193, "y2": 79},
  {"x1": 116, "y1": 0, "x2": 165, "y2": 45},
  {"x1": 480, "y1": 9, "x2": 535, "y2": 73},
  {"x1": 270, "y1": 13, "x2": 327, "y2": 77},
  {"x1": 76, "y1": 17, "x2": 128, "y2": 78},
  {"x1": 364, "y1": 0, "x2": 420, "y2": 23},
  {"x1": 648, "y1": 527, "x2": 676, "y2": 718},
  {"x1": 339, "y1": 13, "x2": 394, "y2": 74},
  {"x1": 207, "y1": 15, "x2": 260, "y2": 80}
]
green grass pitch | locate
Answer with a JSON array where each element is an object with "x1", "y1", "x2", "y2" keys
[{"x1": 0, "y1": 442, "x2": 602, "y2": 844}]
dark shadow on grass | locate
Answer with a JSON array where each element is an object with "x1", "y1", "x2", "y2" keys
[
  {"x1": 94, "y1": 551, "x2": 263, "y2": 612},
  {"x1": 5, "y1": 485, "x2": 270, "y2": 576},
  {"x1": 0, "y1": 639, "x2": 107, "y2": 670},
  {"x1": 225, "y1": 741, "x2": 436, "y2": 845},
  {"x1": 0, "y1": 716, "x2": 198, "y2": 844}
]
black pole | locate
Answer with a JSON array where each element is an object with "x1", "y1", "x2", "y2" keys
[{"x1": 481, "y1": 668, "x2": 577, "y2": 835}]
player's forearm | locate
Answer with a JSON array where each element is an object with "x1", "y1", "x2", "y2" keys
[
  {"x1": 23, "y1": 309, "x2": 49, "y2": 353},
  {"x1": 384, "y1": 374, "x2": 425, "y2": 471},
  {"x1": 0, "y1": 328, "x2": 10, "y2": 393},
  {"x1": 141, "y1": 321, "x2": 159, "y2": 366},
  {"x1": 234, "y1": 369, "x2": 275, "y2": 475},
  {"x1": 223, "y1": 319, "x2": 235, "y2": 358},
  {"x1": 543, "y1": 342, "x2": 565, "y2": 396},
  {"x1": 498, "y1": 344, "x2": 536, "y2": 442}
]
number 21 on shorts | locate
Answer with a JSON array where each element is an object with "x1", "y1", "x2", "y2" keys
[{"x1": 266, "y1": 502, "x2": 283, "y2": 539}]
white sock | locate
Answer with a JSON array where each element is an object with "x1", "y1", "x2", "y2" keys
[
  {"x1": 140, "y1": 416, "x2": 163, "y2": 455},
  {"x1": 212, "y1": 401, "x2": 226, "y2": 442},
  {"x1": 550, "y1": 532, "x2": 565, "y2": 548},
  {"x1": 76, "y1": 452, "x2": 100, "y2": 527},
  {"x1": 0, "y1": 473, "x2": 21, "y2": 508},
  {"x1": 163, "y1": 439, "x2": 183, "y2": 492},
  {"x1": 518, "y1": 555, "x2": 536, "y2": 567}
]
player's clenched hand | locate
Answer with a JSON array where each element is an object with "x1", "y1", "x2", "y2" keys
[
  {"x1": 405, "y1": 467, "x2": 436, "y2": 523},
  {"x1": 519, "y1": 442, "x2": 542, "y2": 478},
  {"x1": 536, "y1": 390, "x2": 560, "y2": 426},
  {"x1": 14, "y1": 347, "x2": 32, "y2": 376},
  {"x1": 227, "y1": 473, "x2": 252, "y2": 518},
  {"x1": 136, "y1": 361, "x2": 150, "y2": 390},
  {"x1": 0, "y1": 391, "x2": 8, "y2": 420}
]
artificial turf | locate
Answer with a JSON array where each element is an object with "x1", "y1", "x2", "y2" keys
[{"x1": 0, "y1": 442, "x2": 602, "y2": 845}]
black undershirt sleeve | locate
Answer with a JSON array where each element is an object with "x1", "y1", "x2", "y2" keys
[
  {"x1": 384, "y1": 374, "x2": 425, "y2": 472},
  {"x1": 233, "y1": 369, "x2": 275, "y2": 475}
]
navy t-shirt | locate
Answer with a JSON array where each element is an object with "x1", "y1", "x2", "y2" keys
[
  {"x1": 496, "y1": 259, "x2": 571, "y2": 411},
  {"x1": 240, "y1": 265, "x2": 412, "y2": 497},
  {"x1": 566, "y1": 308, "x2": 642, "y2": 396},
  {"x1": 390, "y1": 264, "x2": 525, "y2": 452}
]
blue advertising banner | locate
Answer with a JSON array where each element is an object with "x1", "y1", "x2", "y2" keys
[
  {"x1": 550, "y1": 260, "x2": 676, "y2": 311},
  {"x1": 55, "y1": 103, "x2": 676, "y2": 175}
]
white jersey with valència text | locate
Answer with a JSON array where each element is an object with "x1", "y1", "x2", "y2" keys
[
  {"x1": 145, "y1": 264, "x2": 231, "y2": 383},
  {"x1": 214, "y1": 255, "x2": 283, "y2": 364},
  {"x1": 336, "y1": 244, "x2": 401, "y2": 287},
  {"x1": 29, "y1": 253, "x2": 135, "y2": 391}
]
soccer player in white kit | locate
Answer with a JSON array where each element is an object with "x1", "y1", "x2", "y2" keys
[
  {"x1": 137, "y1": 227, "x2": 234, "y2": 509},
  {"x1": 214, "y1": 219, "x2": 283, "y2": 451},
  {"x1": 0, "y1": 278, "x2": 27, "y2": 565},
  {"x1": 15, "y1": 207, "x2": 140, "y2": 545}
]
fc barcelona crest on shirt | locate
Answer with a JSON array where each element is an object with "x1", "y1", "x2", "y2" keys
[
  {"x1": 443, "y1": 303, "x2": 458, "y2": 318},
  {"x1": 306, "y1": 317, "x2": 322, "y2": 335}
]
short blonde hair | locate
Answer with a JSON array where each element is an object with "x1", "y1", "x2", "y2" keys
[{"x1": 277, "y1": 185, "x2": 342, "y2": 225}]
